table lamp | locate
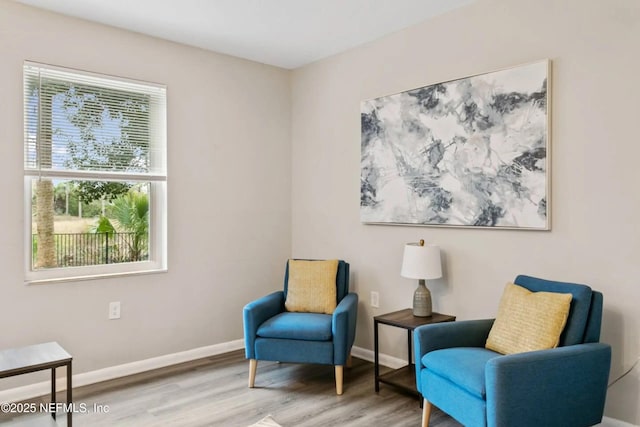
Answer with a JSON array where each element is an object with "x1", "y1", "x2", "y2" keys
[{"x1": 401, "y1": 239, "x2": 442, "y2": 317}]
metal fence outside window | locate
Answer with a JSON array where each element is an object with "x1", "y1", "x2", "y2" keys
[{"x1": 32, "y1": 232, "x2": 148, "y2": 267}]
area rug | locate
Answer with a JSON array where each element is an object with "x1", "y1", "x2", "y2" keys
[{"x1": 249, "y1": 415, "x2": 282, "y2": 427}]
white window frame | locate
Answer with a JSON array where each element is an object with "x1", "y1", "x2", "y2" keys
[{"x1": 23, "y1": 62, "x2": 167, "y2": 284}]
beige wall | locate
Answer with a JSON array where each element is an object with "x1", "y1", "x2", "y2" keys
[
  {"x1": 0, "y1": 0, "x2": 291, "y2": 385},
  {"x1": 291, "y1": 0, "x2": 640, "y2": 423},
  {"x1": 1, "y1": 0, "x2": 639, "y2": 423}
]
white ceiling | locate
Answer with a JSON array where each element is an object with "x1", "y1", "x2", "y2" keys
[{"x1": 15, "y1": 0, "x2": 474, "y2": 69}]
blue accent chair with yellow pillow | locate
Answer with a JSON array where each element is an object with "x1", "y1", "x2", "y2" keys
[
  {"x1": 243, "y1": 260, "x2": 358, "y2": 395},
  {"x1": 415, "y1": 275, "x2": 611, "y2": 427}
]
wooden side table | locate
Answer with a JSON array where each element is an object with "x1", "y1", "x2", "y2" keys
[
  {"x1": 0, "y1": 342, "x2": 73, "y2": 426},
  {"x1": 374, "y1": 309, "x2": 455, "y2": 397}
]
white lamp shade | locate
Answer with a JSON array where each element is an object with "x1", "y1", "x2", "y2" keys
[{"x1": 401, "y1": 243, "x2": 442, "y2": 280}]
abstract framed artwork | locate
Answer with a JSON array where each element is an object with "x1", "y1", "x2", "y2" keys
[{"x1": 360, "y1": 60, "x2": 550, "y2": 230}]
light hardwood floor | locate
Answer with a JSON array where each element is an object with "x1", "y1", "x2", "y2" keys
[{"x1": 0, "y1": 350, "x2": 461, "y2": 427}]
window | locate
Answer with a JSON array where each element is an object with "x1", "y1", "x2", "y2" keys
[{"x1": 23, "y1": 62, "x2": 167, "y2": 283}]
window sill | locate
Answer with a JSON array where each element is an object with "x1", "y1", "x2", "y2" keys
[{"x1": 25, "y1": 268, "x2": 168, "y2": 285}]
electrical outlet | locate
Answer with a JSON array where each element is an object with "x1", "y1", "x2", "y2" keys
[
  {"x1": 370, "y1": 291, "x2": 379, "y2": 308},
  {"x1": 109, "y1": 301, "x2": 121, "y2": 320}
]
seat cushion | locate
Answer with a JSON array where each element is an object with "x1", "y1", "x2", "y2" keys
[
  {"x1": 257, "y1": 312, "x2": 332, "y2": 341},
  {"x1": 423, "y1": 347, "x2": 501, "y2": 399},
  {"x1": 285, "y1": 259, "x2": 339, "y2": 314},
  {"x1": 486, "y1": 282, "x2": 572, "y2": 354}
]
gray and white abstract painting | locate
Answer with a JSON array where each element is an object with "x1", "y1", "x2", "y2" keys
[{"x1": 361, "y1": 60, "x2": 550, "y2": 229}]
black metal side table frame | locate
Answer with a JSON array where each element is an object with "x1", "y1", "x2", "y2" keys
[
  {"x1": 374, "y1": 309, "x2": 455, "y2": 397},
  {"x1": 0, "y1": 342, "x2": 73, "y2": 426}
]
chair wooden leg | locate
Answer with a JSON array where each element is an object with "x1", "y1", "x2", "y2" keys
[
  {"x1": 335, "y1": 365, "x2": 344, "y2": 395},
  {"x1": 422, "y1": 399, "x2": 432, "y2": 427},
  {"x1": 346, "y1": 353, "x2": 353, "y2": 368},
  {"x1": 248, "y1": 359, "x2": 257, "y2": 388}
]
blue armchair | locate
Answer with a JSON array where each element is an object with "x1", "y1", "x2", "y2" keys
[
  {"x1": 415, "y1": 275, "x2": 611, "y2": 427},
  {"x1": 243, "y1": 260, "x2": 358, "y2": 395}
]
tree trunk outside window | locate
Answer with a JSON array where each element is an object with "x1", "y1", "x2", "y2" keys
[{"x1": 35, "y1": 91, "x2": 56, "y2": 268}]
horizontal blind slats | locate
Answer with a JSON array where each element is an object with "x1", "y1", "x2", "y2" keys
[{"x1": 24, "y1": 63, "x2": 166, "y2": 178}]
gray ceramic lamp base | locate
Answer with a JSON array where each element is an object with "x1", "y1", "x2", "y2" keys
[{"x1": 413, "y1": 280, "x2": 432, "y2": 317}]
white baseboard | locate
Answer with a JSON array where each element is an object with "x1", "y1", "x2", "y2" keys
[
  {"x1": 351, "y1": 345, "x2": 407, "y2": 369},
  {"x1": 0, "y1": 343, "x2": 393, "y2": 404},
  {"x1": 599, "y1": 417, "x2": 638, "y2": 427},
  {"x1": 0, "y1": 339, "x2": 244, "y2": 404}
]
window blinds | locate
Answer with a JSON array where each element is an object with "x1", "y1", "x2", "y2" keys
[{"x1": 23, "y1": 62, "x2": 166, "y2": 181}]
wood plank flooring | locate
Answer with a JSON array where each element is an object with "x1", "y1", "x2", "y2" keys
[{"x1": 0, "y1": 350, "x2": 461, "y2": 427}]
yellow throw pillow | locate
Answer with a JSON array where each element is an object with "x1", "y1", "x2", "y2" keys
[
  {"x1": 485, "y1": 282, "x2": 572, "y2": 355},
  {"x1": 285, "y1": 259, "x2": 339, "y2": 315}
]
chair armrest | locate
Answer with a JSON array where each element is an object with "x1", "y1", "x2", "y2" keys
[
  {"x1": 332, "y1": 293, "x2": 359, "y2": 365},
  {"x1": 243, "y1": 291, "x2": 284, "y2": 359},
  {"x1": 414, "y1": 319, "x2": 494, "y2": 392},
  {"x1": 486, "y1": 342, "x2": 611, "y2": 427},
  {"x1": 414, "y1": 319, "x2": 494, "y2": 362}
]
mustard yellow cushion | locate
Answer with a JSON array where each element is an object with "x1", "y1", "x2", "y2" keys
[
  {"x1": 485, "y1": 282, "x2": 572, "y2": 355},
  {"x1": 285, "y1": 259, "x2": 339, "y2": 314}
]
